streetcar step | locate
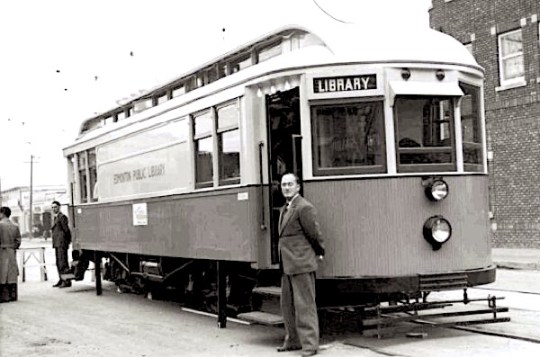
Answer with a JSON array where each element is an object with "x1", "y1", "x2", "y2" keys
[
  {"x1": 237, "y1": 311, "x2": 283, "y2": 326},
  {"x1": 252, "y1": 286, "x2": 281, "y2": 296}
]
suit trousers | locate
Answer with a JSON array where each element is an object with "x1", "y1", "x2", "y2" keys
[
  {"x1": 55, "y1": 246, "x2": 70, "y2": 280},
  {"x1": 280, "y1": 272, "x2": 319, "y2": 351}
]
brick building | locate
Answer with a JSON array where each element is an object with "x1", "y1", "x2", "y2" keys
[{"x1": 429, "y1": 0, "x2": 540, "y2": 248}]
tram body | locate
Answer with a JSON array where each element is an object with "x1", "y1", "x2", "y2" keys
[{"x1": 64, "y1": 23, "x2": 493, "y2": 309}]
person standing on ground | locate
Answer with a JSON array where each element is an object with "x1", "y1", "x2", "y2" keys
[
  {"x1": 277, "y1": 173, "x2": 325, "y2": 357},
  {"x1": 0, "y1": 206, "x2": 22, "y2": 302},
  {"x1": 51, "y1": 201, "x2": 71, "y2": 288}
]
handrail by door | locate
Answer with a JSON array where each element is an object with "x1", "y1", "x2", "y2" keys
[
  {"x1": 291, "y1": 134, "x2": 303, "y2": 178},
  {"x1": 258, "y1": 141, "x2": 267, "y2": 231}
]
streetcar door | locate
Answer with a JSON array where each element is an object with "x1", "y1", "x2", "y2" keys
[{"x1": 266, "y1": 87, "x2": 302, "y2": 264}]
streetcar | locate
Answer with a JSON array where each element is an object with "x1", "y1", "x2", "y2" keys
[{"x1": 63, "y1": 21, "x2": 494, "y2": 320}]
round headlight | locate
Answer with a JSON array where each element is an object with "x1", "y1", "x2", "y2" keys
[
  {"x1": 423, "y1": 216, "x2": 452, "y2": 250},
  {"x1": 425, "y1": 179, "x2": 449, "y2": 202}
]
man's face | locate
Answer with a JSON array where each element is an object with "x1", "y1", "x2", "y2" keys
[
  {"x1": 281, "y1": 174, "x2": 300, "y2": 200},
  {"x1": 52, "y1": 204, "x2": 60, "y2": 214}
]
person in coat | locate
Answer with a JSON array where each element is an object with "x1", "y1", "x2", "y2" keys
[
  {"x1": 0, "y1": 206, "x2": 22, "y2": 303},
  {"x1": 277, "y1": 173, "x2": 325, "y2": 357},
  {"x1": 51, "y1": 201, "x2": 72, "y2": 288}
]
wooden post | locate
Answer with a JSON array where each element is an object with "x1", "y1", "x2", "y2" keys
[
  {"x1": 94, "y1": 251, "x2": 102, "y2": 296},
  {"x1": 217, "y1": 260, "x2": 227, "y2": 328},
  {"x1": 39, "y1": 247, "x2": 48, "y2": 281}
]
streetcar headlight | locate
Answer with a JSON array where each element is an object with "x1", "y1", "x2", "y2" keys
[
  {"x1": 423, "y1": 215, "x2": 452, "y2": 250},
  {"x1": 425, "y1": 179, "x2": 449, "y2": 202}
]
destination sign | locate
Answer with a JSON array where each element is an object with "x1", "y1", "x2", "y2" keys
[{"x1": 313, "y1": 74, "x2": 377, "y2": 93}]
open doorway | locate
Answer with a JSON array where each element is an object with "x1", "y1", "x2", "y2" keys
[{"x1": 266, "y1": 87, "x2": 302, "y2": 264}]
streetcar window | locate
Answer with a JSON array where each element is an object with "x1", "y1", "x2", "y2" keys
[
  {"x1": 88, "y1": 149, "x2": 98, "y2": 202},
  {"x1": 194, "y1": 110, "x2": 214, "y2": 188},
  {"x1": 217, "y1": 103, "x2": 240, "y2": 185},
  {"x1": 394, "y1": 97, "x2": 456, "y2": 173},
  {"x1": 172, "y1": 85, "x2": 186, "y2": 98},
  {"x1": 460, "y1": 83, "x2": 483, "y2": 172},
  {"x1": 219, "y1": 130, "x2": 240, "y2": 184},
  {"x1": 311, "y1": 100, "x2": 385, "y2": 176},
  {"x1": 257, "y1": 40, "x2": 282, "y2": 63},
  {"x1": 78, "y1": 152, "x2": 88, "y2": 203},
  {"x1": 194, "y1": 111, "x2": 213, "y2": 137},
  {"x1": 230, "y1": 53, "x2": 252, "y2": 73},
  {"x1": 195, "y1": 137, "x2": 214, "y2": 188}
]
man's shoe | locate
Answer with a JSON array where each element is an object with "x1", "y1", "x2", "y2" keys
[
  {"x1": 301, "y1": 350, "x2": 317, "y2": 357},
  {"x1": 58, "y1": 281, "x2": 72, "y2": 288},
  {"x1": 277, "y1": 345, "x2": 302, "y2": 352},
  {"x1": 52, "y1": 281, "x2": 63, "y2": 288}
]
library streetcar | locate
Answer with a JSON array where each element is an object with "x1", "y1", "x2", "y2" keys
[{"x1": 63, "y1": 22, "x2": 496, "y2": 324}]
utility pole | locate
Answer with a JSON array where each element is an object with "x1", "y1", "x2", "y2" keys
[{"x1": 29, "y1": 154, "x2": 34, "y2": 239}]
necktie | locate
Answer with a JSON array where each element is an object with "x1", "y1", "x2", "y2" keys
[{"x1": 279, "y1": 203, "x2": 289, "y2": 230}]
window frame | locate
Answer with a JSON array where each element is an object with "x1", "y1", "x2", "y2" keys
[
  {"x1": 193, "y1": 109, "x2": 215, "y2": 189},
  {"x1": 216, "y1": 100, "x2": 241, "y2": 186},
  {"x1": 459, "y1": 83, "x2": 484, "y2": 172},
  {"x1": 497, "y1": 28, "x2": 525, "y2": 87},
  {"x1": 394, "y1": 96, "x2": 457, "y2": 174},
  {"x1": 310, "y1": 97, "x2": 387, "y2": 176},
  {"x1": 192, "y1": 99, "x2": 242, "y2": 189}
]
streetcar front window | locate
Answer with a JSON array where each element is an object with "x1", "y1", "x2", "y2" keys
[
  {"x1": 460, "y1": 83, "x2": 483, "y2": 172},
  {"x1": 394, "y1": 97, "x2": 456, "y2": 173},
  {"x1": 311, "y1": 100, "x2": 385, "y2": 176}
]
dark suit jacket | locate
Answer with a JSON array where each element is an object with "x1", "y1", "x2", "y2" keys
[
  {"x1": 51, "y1": 212, "x2": 71, "y2": 248},
  {"x1": 278, "y1": 195, "x2": 325, "y2": 275}
]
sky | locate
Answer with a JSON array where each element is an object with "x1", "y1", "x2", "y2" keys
[{"x1": 0, "y1": 0, "x2": 432, "y2": 191}]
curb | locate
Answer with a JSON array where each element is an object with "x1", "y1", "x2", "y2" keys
[{"x1": 495, "y1": 262, "x2": 540, "y2": 271}]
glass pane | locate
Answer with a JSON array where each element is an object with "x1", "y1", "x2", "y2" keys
[
  {"x1": 313, "y1": 102, "x2": 384, "y2": 170},
  {"x1": 157, "y1": 94, "x2": 168, "y2": 104},
  {"x1": 79, "y1": 170, "x2": 88, "y2": 203},
  {"x1": 258, "y1": 42, "x2": 282, "y2": 63},
  {"x1": 78, "y1": 153, "x2": 87, "y2": 169},
  {"x1": 217, "y1": 103, "x2": 239, "y2": 130},
  {"x1": 396, "y1": 98, "x2": 454, "y2": 165},
  {"x1": 196, "y1": 137, "x2": 213, "y2": 184},
  {"x1": 500, "y1": 30, "x2": 522, "y2": 56},
  {"x1": 194, "y1": 111, "x2": 213, "y2": 137},
  {"x1": 89, "y1": 167, "x2": 98, "y2": 201},
  {"x1": 502, "y1": 55, "x2": 524, "y2": 80},
  {"x1": 460, "y1": 84, "x2": 483, "y2": 169},
  {"x1": 219, "y1": 130, "x2": 240, "y2": 182},
  {"x1": 88, "y1": 149, "x2": 96, "y2": 167}
]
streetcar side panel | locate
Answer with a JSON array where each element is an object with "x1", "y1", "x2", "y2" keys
[{"x1": 74, "y1": 186, "x2": 262, "y2": 262}]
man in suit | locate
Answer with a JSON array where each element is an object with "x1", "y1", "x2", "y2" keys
[
  {"x1": 51, "y1": 201, "x2": 72, "y2": 288},
  {"x1": 277, "y1": 173, "x2": 325, "y2": 357},
  {"x1": 0, "y1": 207, "x2": 22, "y2": 302}
]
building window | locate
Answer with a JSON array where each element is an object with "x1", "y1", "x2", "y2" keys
[
  {"x1": 394, "y1": 97, "x2": 456, "y2": 173},
  {"x1": 311, "y1": 100, "x2": 385, "y2": 176},
  {"x1": 194, "y1": 110, "x2": 214, "y2": 188},
  {"x1": 460, "y1": 83, "x2": 483, "y2": 172},
  {"x1": 217, "y1": 103, "x2": 240, "y2": 185},
  {"x1": 498, "y1": 29, "x2": 524, "y2": 87}
]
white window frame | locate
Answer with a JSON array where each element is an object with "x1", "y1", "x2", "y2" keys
[{"x1": 497, "y1": 29, "x2": 525, "y2": 88}]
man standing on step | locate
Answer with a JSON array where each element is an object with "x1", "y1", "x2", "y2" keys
[
  {"x1": 51, "y1": 201, "x2": 71, "y2": 288},
  {"x1": 277, "y1": 173, "x2": 325, "y2": 357}
]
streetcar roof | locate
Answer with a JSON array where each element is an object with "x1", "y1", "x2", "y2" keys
[{"x1": 68, "y1": 22, "x2": 480, "y2": 150}]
